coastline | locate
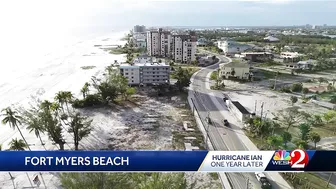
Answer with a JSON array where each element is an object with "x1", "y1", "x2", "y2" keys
[{"x1": 0, "y1": 30, "x2": 128, "y2": 188}]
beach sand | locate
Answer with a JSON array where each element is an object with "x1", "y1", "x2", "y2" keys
[{"x1": 0, "y1": 31, "x2": 128, "y2": 188}]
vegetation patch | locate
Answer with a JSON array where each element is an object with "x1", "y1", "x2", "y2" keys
[
  {"x1": 282, "y1": 173, "x2": 330, "y2": 189},
  {"x1": 210, "y1": 71, "x2": 218, "y2": 80},
  {"x1": 81, "y1": 66, "x2": 96, "y2": 70},
  {"x1": 255, "y1": 61, "x2": 283, "y2": 67}
]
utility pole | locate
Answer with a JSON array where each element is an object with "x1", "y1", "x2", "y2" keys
[
  {"x1": 260, "y1": 102, "x2": 264, "y2": 120},
  {"x1": 254, "y1": 100, "x2": 257, "y2": 114},
  {"x1": 327, "y1": 173, "x2": 333, "y2": 188},
  {"x1": 246, "y1": 177, "x2": 250, "y2": 189}
]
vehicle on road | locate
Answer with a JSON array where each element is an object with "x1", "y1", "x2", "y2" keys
[
  {"x1": 223, "y1": 119, "x2": 229, "y2": 127},
  {"x1": 255, "y1": 172, "x2": 272, "y2": 189},
  {"x1": 205, "y1": 117, "x2": 212, "y2": 124}
]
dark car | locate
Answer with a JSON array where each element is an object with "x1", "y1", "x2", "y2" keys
[{"x1": 223, "y1": 119, "x2": 229, "y2": 126}]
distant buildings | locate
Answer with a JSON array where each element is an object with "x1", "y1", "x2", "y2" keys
[
  {"x1": 133, "y1": 25, "x2": 146, "y2": 33},
  {"x1": 146, "y1": 28, "x2": 197, "y2": 63},
  {"x1": 217, "y1": 40, "x2": 252, "y2": 55},
  {"x1": 132, "y1": 33, "x2": 147, "y2": 48},
  {"x1": 219, "y1": 62, "x2": 251, "y2": 80},
  {"x1": 119, "y1": 55, "x2": 170, "y2": 85},
  {"x1": 196, "y1": 38, "x2": 209, "y2": 46}
]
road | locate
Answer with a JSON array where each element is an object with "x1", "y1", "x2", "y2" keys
[{"x1": 189, "y1": 51, "x2": 292, "y2": 189}]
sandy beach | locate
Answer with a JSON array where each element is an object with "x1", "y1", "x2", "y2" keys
[{"x1": 0, "y1": 30, "x2": 128, "y2": 188}]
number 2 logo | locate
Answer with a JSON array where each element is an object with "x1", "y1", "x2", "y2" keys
[{"x1": 290, "y1": 149, "x2": 309, "y2": 169}]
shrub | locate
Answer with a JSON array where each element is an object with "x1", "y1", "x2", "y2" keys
[
  {"x1": 280, "y1": 86, "x2": 291, "y2": 93},
  {"x1": 291, "y1": 83, "x2": 303, "y2": 92},
  {"x1": 72, "y1": 94, "x2": 103, "y2": 108}
]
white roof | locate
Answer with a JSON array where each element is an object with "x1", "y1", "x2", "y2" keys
[{"x1": 264, "y1": 36, "x2": 279, "y2": 41}]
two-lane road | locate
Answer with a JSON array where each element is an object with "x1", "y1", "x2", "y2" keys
[{"x1": 189, "y1": 51, "x2": 292, "y2": 189}]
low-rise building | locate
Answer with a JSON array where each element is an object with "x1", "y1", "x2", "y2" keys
[
  {"x1": 119, "y1": 56, "x2": 170, "y2": 85},
  {"x1": 280, "y1": 52, "x2": 304, "y2": 62},
  {"x1": 264, "y1": 36, "x2": 280, "y2": 42},
  {"x1": 297, "y1": 59, "x2": 317, "y2": 69},
  {"x1": 217, "y1": 40, "x2": 252, "y2": 55},
  {"x1": 284, "y1": 59, "x2": 317, "y2": 69},
  {"x1": 219, "y1": 62, "x2": 251, "y2": 80},
  {"x1": 241, "y1": 52, "x2": 274, "y2": 62},
  {"x1": 226, "y1": 100, "x2": 250, "y2": 122},
  {"x1": 132, "y1": 33, "x2": 147, "y2": 48},
  {"x1": 196, "y1": 38, "x2": 208, "y2": 46}
]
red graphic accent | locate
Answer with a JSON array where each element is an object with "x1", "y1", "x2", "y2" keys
[{"x1": 289, "y1": 149, "x2": 309, "y2": 169}]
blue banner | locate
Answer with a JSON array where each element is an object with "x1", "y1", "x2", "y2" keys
[
  {"x1": 0, "y1": 150, "x2": 335, "y2": 172},
  {"x1": 0, "y1": 151, "x2": 207, "y2": 172}
]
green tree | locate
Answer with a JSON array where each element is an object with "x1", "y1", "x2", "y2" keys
[
  {"x1": 81, "y1": 82, "x2": 90, "y2": 99},
  {"x1": 278, "y1": 107, "x2": 304, "y2": 131},
  {"x1": 302, "y1": 88, "x2": 309, "y2": 97},
  {"x1": 309, "y1": 132, "x2": 321, "y2": 149},
  {"x1": 294, "y1": 139, "x2": 308, "y2": 150},
  {"x1": 9, "y1": 138, "x2": 28, "y2": 151},
  {"x1": 55, "y1": 91, "x2": 73, "y2": 113},
  {"x1": 40, "y1": 107, "x2": 66, "y2": 150},
  {"x1": 298, "y1": 123, "x2": 311, "y2": 141},
  {"x1": 281, "y1": 131, "x2": 292, "y2": 148},
  {"x1": 1, "y1": 107, "x2": 31, "y2": 150},
  {"x1": 125, "y1": 87, "x2": 136, "y2": 100},
  {"x1": 68, "y1": 113, "x2": 92, "y2": 150},
  {"x1": 291, "y1": 83, "x2": 303, "y2": 92},
  {"x1": 290, "y1": 96, "x2": 298, "y2": 106},
  {"x1": 318, "y1": 77, "x2": 327, "y2": 86},
  {"x1": 267, "y1": 135, "x2": 283, "y2": 149},
  {"x1": 175, "y1": 67, "x2": 192, "y2": 92},
  {"x1": 25, "y1": 113, "x2": 46, "y2": 148},
  {"x1": 323, "y1": 110, "x2": 336, "y2": 123}
]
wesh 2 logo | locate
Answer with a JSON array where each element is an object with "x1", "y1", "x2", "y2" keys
[{"x1": 272, "y1": 149, "x2": 309, "y2": 168}]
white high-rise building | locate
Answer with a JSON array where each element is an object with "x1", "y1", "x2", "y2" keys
[
  {"x1": 147, "y1": 28, "x2": 197, "y2": 63},
  {"x1": 171, "y1": 32, "x2": 197, "y2": 63}
]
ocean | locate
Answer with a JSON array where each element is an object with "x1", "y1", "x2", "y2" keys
[{"x1": 0, "y1": 25, "x2": 129, "y2": 81}]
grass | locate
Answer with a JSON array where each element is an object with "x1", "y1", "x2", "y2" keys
[
  {"x1": 81, "y1": 66, "x2": 96, "y2": 70},
  {"x1": 209, "y1": 173, "x2": 219, "y2": 180},
  {"x1": 256, "y1": 69, "x2": 294, "y2": 80},
  {"x1": 170, "y1": 66, "x2": 200, "y2": 79},
  {"x1": 312, "y1": 123, "x2": 336, "y2": 138},
  {"x1": 210, "y1": 71, "x2": 218, "y2": 80},
  {"x1": 317, "y1": 91, "x2": 336, "y2": 100},
  {"x1": 282, "y1": 173, "x2": 330, "y2": 189}
]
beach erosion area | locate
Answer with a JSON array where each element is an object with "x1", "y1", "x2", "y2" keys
[{"x1": 0, "y1": 30, "x2": 128, "y2": 188}]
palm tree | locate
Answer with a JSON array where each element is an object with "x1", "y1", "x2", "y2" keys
[
  {"x1": 54, "y1": 91, "x2": 73, "y2": 114},
  {"x1": 1, "y1": 107, "x2": 31, "y2": 150},
  {"x1": 9, "y1": 138, "x2": 28, "y2": 151},
  {"x1": 81, "y1": 82, "x2": 90, "y2": 99},
  {"x1": 26, "y1": 116, "x2": 46, "y2": 149}
]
